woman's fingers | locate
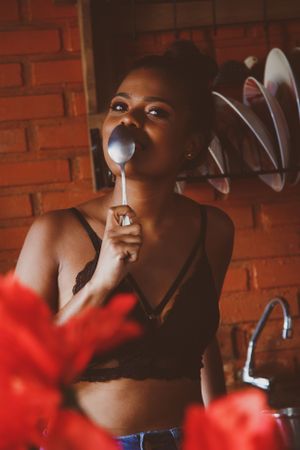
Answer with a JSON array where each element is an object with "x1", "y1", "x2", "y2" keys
[
  {"x1": 91, "y1": 205, "x2": 142, "y2": 293},
  {"x1": 108, "y1": 233, "x2": 142, "y2": 244},
  {"x1": 102, "y1": 204, "x2": 143, "y2": 263},
  {"x1": 106, "y1": 222, "x2": 142, "y2": 239},
  {"x1": 114, "y1": 243, "x2": 141, "y2": 263},
  {"x1": 105, "y1": 232, "x2": 142, "y2": 263},
  {"x1": 105, "y1": 206, "x2": 142, "y2": 239},
  {"x1": 106, "y1": 205, "x2": 137, "y2": 228}
]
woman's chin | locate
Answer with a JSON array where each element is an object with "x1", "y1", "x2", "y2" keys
[{"x1": 110, "y1": 160, "x2": 179, "y2": 182}]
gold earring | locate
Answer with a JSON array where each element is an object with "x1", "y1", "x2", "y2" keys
[{"x1": 185, "y1": 152, "x2": 194, "y2": 160}]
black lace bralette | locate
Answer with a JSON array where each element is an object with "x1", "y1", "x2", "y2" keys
[{"x1": 70, "y1": 206, "x2": 219, "y2": 382}]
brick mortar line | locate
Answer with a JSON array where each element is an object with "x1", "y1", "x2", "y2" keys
[
  {"x1": 0, "y1": 51, "x2": 82, "y2": 64},
  {"x1": 0, "y1": 84, "x2": 83, "y2": 96},
  {"x1": 0, "y1": 112, "x2": 87, "y2": 130}
]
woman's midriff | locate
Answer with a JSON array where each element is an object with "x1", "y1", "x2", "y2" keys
[{"x1": 74, "y1": 377, "x2": 203, "y2": 436}]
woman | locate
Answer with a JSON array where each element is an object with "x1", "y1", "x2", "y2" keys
[{"x1": 15, "y1": 40, "x2": 234, "y2": 450}]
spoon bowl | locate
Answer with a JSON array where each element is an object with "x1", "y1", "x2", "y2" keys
[
  {"x1": 107, "y1": 124, "x2": 136, "y2": 225},
  {"x1": 108, "y1": 124, "x2": 135, "y2": 165}
]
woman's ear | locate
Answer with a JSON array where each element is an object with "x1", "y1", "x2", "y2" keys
[
  {"x1": 181, "y1": 131, "x2": 211, "y2": 171},
  {"x1": 184, "y1": 133, "x2": 205, "y2": 163}
]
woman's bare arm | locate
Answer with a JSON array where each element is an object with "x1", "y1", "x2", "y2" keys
[
  {"x1": 15, "y1": 205, "x2": 142, "y2": 323},
  {"x1": 201, "y1": 336, "x2": 226, "y2": 406},
  {"x1": 200, "y1": 206, "x2": 235, "y2": 405},
  {"x1": 15, "y1": 213, "x2": 61, "y2": 312}
]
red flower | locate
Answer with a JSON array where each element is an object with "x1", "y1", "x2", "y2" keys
[
  {"x1": 0, "y1": 274, "x2": 141, "y2": 386},
  {"x1": 45, "y1": 409, "x2": 121, "y2": 450},
  {"x1": 0, "y1": 373, "x2": 59, "y2": 450},
  {"x1": 0, "y1": 273, "x2": 141, "y2": 450},
  {"x1": 183, "y1": 388, "x2": 286, "y2": 450},
  {"x1": 58, "y1": 293, "x2": 142, "y2": 384}
]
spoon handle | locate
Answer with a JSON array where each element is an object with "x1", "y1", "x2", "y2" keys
[
  {"x1": 120, "y1": 165, "x2": 131, "y2": 226},
  {"x1": 121, "y1": 165, "x2": 127, "y2": 205}
]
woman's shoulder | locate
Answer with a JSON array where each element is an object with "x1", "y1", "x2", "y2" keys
[
  {"x1": 15, "y1": 208, "x2": 75, "y2": 305},
  {"x1": 24, "y1": 208, "x2": 89, "y2": 257},
  {"x1": 28, "y1": 208, "x2": 76, "y2": 237},
  {"x1": 182, "y1": 201, "x2": 234, "y2": 297},
  {"x1": 205, "y1": 204, "x2": 235, "y2": 236},
  {"x1": 179, "y1": 195, "x2": 234, "y2": 236},
  {"x1": 30, "y1": 193, "x2": 109, "y2": 233}
]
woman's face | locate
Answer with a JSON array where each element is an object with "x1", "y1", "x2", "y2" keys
[{"x1": 102, "y1": 67, "x2": 193, "y2": 181}]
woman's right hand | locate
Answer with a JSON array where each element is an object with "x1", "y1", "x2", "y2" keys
[{"x1": 89, "y1": 205, "x2": 142, "y2": 296}]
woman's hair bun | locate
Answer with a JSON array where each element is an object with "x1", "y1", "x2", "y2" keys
[{"x1": 163, "y1": 40, "x2": 218, "y2": 84}]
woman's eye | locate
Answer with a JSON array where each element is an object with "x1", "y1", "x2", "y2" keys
[
  {"x1": 110, "y1": 102, "x2": 127, "y2": 112},
  {"x1": 147, "y1": 107, "x2": 169, "y2": 119}
]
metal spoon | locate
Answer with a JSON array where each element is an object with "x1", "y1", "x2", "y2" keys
[{"x1": 107, "y1": 124, "x2": 135, "y2": 225}]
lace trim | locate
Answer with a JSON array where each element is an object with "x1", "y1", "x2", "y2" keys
[
  {"x1": 72, "y1": 254, "x2": 99, "y2": 295},
  {"x1": 76, "y1": 364, "x2": 202, "y2": 382},
  {"x1": 76, "y1": 256, "x2": 218, "y2": 383}
]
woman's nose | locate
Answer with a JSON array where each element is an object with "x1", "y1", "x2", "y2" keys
[{"x1": 121, "y1": 109, "x2": 143, "y2": 128}]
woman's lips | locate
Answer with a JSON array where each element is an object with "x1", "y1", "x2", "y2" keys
[{"x1": 135, "y1": 142, "x2": 145, "y2": 151}]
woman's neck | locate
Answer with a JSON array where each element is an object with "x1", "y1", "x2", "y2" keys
[{"x1": 109, "y1": 176, "x2": 178, "y2": 230}]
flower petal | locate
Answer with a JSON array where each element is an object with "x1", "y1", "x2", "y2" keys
[
  {"x1": 0, "y1": 275, "x2": 142, "y2": 385},
  {"x1": 0, "y1": 274, "x2": 62, "y2": 384},
  {"x1": 182, "y1": 389, "x2": 286, "y2": 450},
  {"x1": 59, "y1": 295, "x2": 142, "y2": 382},
  {"x1": 0, "y1": 373, "x2": 60, "y2": 450},
  {"x1": 45, "y1": 409, "x2": 121, "y2": 450},
  {"x1": 0, "y1": 311, "x2": 60, "y2": 382}
]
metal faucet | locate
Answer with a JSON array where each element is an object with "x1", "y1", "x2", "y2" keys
[{"x1": 242, "y1": 297, "x2": 292, "y2": 390}]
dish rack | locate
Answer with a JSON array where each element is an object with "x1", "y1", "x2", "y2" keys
[
  {"x1": 100, "y1": 44, "x2": 300, "y2": 194},
  {"x1": 76, "y1": 0, "x2": 300, "y2": 193},
  {"x1": 90, "y1": 46, "x2": 300, "y2": 193},
  {"x1": 90, "y1": 127, "x2": 300, "y2": 191}
]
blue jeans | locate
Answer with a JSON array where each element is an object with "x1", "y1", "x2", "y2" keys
[{"x1": 116, "y1": 427, "x2": 181, "y2": 450}]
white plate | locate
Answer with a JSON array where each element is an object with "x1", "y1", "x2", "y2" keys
[
  {"x1": 289, "y1": 48, "x2": 300, "y2": 184},
  {"x1": 213, "y1": 91, "x2": 283, "y2": 191},
  {"x1": 197, "y1": 134, "x2": 230, "y2": 195},
  {"x1": 208, "y1": 134, "x2": 230, "y2": 194},
  {"x1": 243, "y1": 76, "x2": 290, "y2": 188},
  {"x1": 264, "y1": 48, "x2": 300, "y2": 184}
]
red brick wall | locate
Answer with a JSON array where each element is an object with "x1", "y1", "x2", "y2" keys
[
  {"x1": 185, "y1": 181, "x2": 300, "y2": 391},
  {"x1": 0, "y1": 0, "x2": 99, "y2": 272},
  {"x1": 0, "y1": 0, "x2": 299, "y2": 391}
]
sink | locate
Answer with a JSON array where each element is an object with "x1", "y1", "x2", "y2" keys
[
  {"x1": 262, "y1": 407, "x2": 300, "y2": 450},
  {"x1": 240, "y1": 296, "x2": 300, "y2": 448},
  {"x1": 242, "y1": 297, "x2": 293, "y2": 391}
]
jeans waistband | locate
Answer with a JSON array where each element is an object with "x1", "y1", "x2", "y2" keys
[{"x1": 116, "y1": 426, "x2": 182, "y2": 450}]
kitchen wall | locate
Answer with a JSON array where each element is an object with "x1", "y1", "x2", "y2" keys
[{"x1": 0, "y1": 0, "x2": 299, "y2": 392}]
